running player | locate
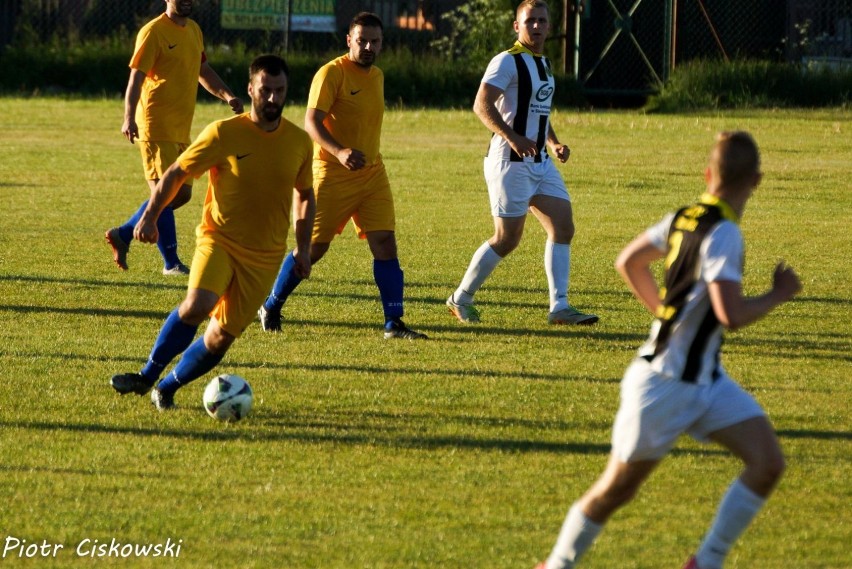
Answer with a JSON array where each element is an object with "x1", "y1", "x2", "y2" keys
[
  {"x1": 109, "y1": 55, "x2": 314, "y2": 410},
  {"x1": 537, "y1": 131, "x2": 802, "y2": 569},
  {"x1": 106, "y1": 0, "x2": 243, "y2": 275}
]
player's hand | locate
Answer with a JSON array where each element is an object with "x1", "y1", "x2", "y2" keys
[
  {"x1": 550, "y1": 143, "x2": 570, "y2": 163},
  {"x1": 228, "y1": 97, "x2": 244, "y2": 114},
  {"x1": 293, "y1": 249, "x2": 312, "y2": 279},
  {"x1": 509, "y1": 134, "x2": 538, "y2": 159},
  {"x1": 121, "y1": 118, "x2": 139, "y2": 144},
  {"x1": 336, "y1": 148, "x2": 366, "y2": 171},
  {"x1": 772, "y1": 261, "x2": 802, "y2": 301},
  {"x1": 133, "y1": 218, "x2": 159, "y2": 244}
]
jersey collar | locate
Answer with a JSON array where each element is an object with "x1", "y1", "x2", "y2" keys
[
  {"x1": 509, "y1": 41, "x2": 542, "y2": 57},
  {"x1": 699, "y1": 192, "x2": 739, "y2": 224}
]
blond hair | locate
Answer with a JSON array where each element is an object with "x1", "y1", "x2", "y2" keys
[
  {"x1": 710, "y1": 131, "x2": 761, "y2": 187},
  {"x1": 516, "y1": 0, "x2": 549, "y2": 20}
]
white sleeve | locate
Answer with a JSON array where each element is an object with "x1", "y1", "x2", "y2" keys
[
  {"x1": 701, "y1": 221, "x2": 743, "y2": 283},
  {"x1": 644, "y1": 212, "x2": 676, "y2": 252},
  {"x1": 481, "y1": 52, "x2": 514, "y2": 91}
]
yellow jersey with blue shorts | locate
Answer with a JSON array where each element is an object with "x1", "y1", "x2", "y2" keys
[
  {"x1": 177, "y1": 114, "x2": 313, "y2": 336},
  {"x1": 308, "y1": 54, "x2": 394, "y2": 242},
  {"x1": 130, "y1": 13, "x2": 205, "y2": 144}
]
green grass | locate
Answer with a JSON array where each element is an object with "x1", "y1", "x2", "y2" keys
[{"x1": 0, "y1": 99, "x2": 850, "y2": 568}]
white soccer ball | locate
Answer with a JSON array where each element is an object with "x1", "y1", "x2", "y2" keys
[{"x1": 202, "y1": 374, "x2": 253, "y2": 422}]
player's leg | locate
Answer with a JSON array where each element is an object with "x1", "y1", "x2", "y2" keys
[
  {"x1": 448, "y1": 214, "x2": 525, "y2": 322},
  {"x1": 260, "y1": 241, "x2": 331, "y2": 331},
  {"x1": 543, "y1": 456, "x2": 660, "y2": 569},
  {"x1": 158, "y1": 182, "x2": 192, "y2": 275},
  {"x1": 365, "y1": 230, "x2": 427, "y2": 339},
  {"x1": 529, "y1": 186, "x2": 597, "y2": 325},
  {"x1": 690, "y1": 416, "x2": 784, "y2": 569},
  {"x1": 109, "y1": 287, "x2": 216, "y2": 397}
]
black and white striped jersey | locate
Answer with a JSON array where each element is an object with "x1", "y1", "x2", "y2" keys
[
  {"x1": 482, "y1": 41, "x2": 555, "y2": 163},
  {"x1": 638, "y1": 194, "x2": 744, "y2": 385}
]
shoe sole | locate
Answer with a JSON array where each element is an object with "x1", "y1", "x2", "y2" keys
[{"x1": 105, "y1": 229, "x2": 129, "y2": 271}]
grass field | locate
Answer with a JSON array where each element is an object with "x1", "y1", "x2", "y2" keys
[{"x1": 0, "y1": 98, "x2": 850, "y2": 568}]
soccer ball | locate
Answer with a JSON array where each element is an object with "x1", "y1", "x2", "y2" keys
[{"x1": 202, "y1": 374, "x2": 253, "y2": 422}]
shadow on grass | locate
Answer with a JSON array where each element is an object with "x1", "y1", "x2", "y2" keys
[{"x1": 1, "y1": 418, "x2": 612, "y2": 455}]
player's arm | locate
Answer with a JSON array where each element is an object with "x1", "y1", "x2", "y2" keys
[
  {"x1": 615, "y1": 233, "x2": 666, "y2": 315},
  {"x1": 304, "y1": 108, "x2": 365, "y2": 170},
  {"x1": 121, "y1": 68, "x2": 146, "y2": 143},
  {"x1": 291, "y1": 187, "x2": 316, "y2": 279},
  {"x1": 198, "y1": 61, "x2": 244, "y2": 114},
  {"x1": 134, "y1": 162, "x2": 191, "y2": 244},
  {"x1": 546, "y1": 123, "x2": 570, "y2": 163},
  {"x1": 708, "y1": 263, "x2": 801, "y2": 331},
  {"x1": 473, "y1": 82, "x2": 537, "y2": 158}
]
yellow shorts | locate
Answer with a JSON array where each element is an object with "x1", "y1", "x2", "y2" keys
[
  {"x1": 312, "y1": 162, "x2": 395, "y2": 243},
  {"x1": 139, "y1": 141, "x2": 188, "y2": 180},
  {"x1": 188, "y1": 236, "x2": 282, "y2": 338}
]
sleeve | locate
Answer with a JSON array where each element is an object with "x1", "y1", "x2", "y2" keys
[
  {"x1": 701, "y1": 221, "x2": 744, "y2": 284},
  {"x1": 644, "y1": 212, "x2": 676, "y2": 252},
  {"x1": 481, "y1": 52, "x2": 513, "y2": 91},
  {"x1": 177, "y1": 122, "x2": 222, "y2": 179},
  {"x1": 129, "y1": 27, "x2": 157, "y2": 73},
  {"x1": 295, "y1": 135, "x2": 314, "y2": 190},
  {"x1": 307, "y1": 63, "x2": 341, "y2": 113}
]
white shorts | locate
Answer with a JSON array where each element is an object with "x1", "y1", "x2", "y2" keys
[
  {"x1": 611, "y1": 358, "x2": 765, "y2": 462},
  {"x1": 483, "y1": 158, "x2": 570, "y2": 217}
]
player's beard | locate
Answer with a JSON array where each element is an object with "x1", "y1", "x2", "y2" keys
[
  {"x1": 175, "y1": 1, "x2": 193, "y2": 17},
  {"x1": 261, "y1": 103, "x2": 283, "y2": 123},
  {"x1": 353, "y1": 49, "x2": 375, "y2": 68}
]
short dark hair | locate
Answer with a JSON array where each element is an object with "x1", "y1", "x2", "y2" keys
[
  {"x1": 349, "y1": 11, "x2": 383, "y2": 32},
  {"x1": 249, "y1": 54, "x2": 290, "y2": 80}
]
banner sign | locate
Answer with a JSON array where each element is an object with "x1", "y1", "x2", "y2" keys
[{"x1": 221, "y1": 0, "x2": 336, "y2": 32}]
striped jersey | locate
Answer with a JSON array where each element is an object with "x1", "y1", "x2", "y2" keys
[
  {"x1": 482, "y1": 41, "x2": 555, "y2": 162},
  {"x1": 639, "y1": 193, "x2": 743, "y2": 386}
]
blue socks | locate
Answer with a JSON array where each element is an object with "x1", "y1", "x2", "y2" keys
[
  {"x1": 119, "y1": 200, "x2": 182, "y2": 269},
  {"x1": 374, "y1": 258, "x2": 404, "y2": 325},
  {"x1": 156, "y1": 337, "x2": 224, "y2": 396},
  {"x1": 141, "y1": 309, "x2": 199, "y2": 382},
  {"x1": 264, "y1": 251, "x2": 304, "y2": 312}
]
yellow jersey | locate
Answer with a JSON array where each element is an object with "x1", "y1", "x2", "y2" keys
[
  {"x1": 131, "y1": 14, "x2": 204, "y2": 144},
  {"x1": 308, "y1": 54, "x2": 384, "y2": 169},
  {"x1": 178, "y1": 114, "x2": 314, "y2": 267}
]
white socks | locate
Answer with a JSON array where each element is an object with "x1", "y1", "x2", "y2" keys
[
  {"x1": 545, "y1": 241, "x2": 571, "y2": 312},
  {"x1": 545, "y1": 503, "x2": 602, "y2": 569},
  {"x1": 454, "y1": 241, "x2": 502, "y2": 305},
  {"x1": 695, "y1": 479, "x2": 766, "y2": 569}
]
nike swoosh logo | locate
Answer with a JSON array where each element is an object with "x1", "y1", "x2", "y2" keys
[
  {"x1": 236, "y1": 153, "x2": 251, "y2": 160},
  {"x1": 168, "y1": 44, "x2": 177, "y2": 50},
  {"x1": 350, "y1": 89, "x2": 362, "y2": 95}
]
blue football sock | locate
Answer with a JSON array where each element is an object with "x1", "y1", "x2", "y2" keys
[
  {"x1": 140, "y1": 309, "x2": 198, "y2": 382},
  {"x1": 264, "y1": 251, "x2": 303, "y2": 312},
  {"x1": 374, "y1": 258, "x2": 404, "y2": 324},
  {"x1": 118, "y1": 200, "x2": 149, "y2": 244},
  {"x1": 157, "y1": 337, "x2": 224, "y2": 395},
  {"x1": 156, "y1": 206, "x2": 182, "y2": 269}
]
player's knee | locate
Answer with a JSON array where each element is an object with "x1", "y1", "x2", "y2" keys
[{"x1": 490, "y1": 234, "x2": 521, "y2": 256}]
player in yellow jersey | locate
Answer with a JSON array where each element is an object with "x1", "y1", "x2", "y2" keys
[
  {"x1": 258, "y1": 12, "x2": 428, "y2": 340},
  {"x1": 105, "y1": 0, "x2": 243, "y2": 276},
  {"x1": 110, "y1": 55, "x2": 315, "y2": 410}
]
